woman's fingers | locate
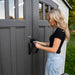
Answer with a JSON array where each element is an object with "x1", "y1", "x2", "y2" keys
[
  {"x1": 34, "y1": 43, "x2": 41, "y2": 49},
  {"x1": 35, "y1": 41, "x2": 40, "y2": 44}
]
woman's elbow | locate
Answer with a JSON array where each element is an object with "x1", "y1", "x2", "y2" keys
[{"x1": 53, "y1": 47, "x2": 58, "y2": 53}]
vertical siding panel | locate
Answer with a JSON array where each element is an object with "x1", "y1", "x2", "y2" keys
[
  {"x1": 10, "y1": 27, "x2": 17, "y2": 75},
  {"x1": 33, "y1": 26, "x2": 44, "y2": 75},
  {"x1": 0, "y1": 37, "x2": 2, "y2": 75},
  {"x1": 39, "y1": 27, "x2": 45, "y2": 75},
  {"x1": 0, "y1": 28, "x2": 11, "y2": 75},
  {"x1": 16, "y1": 27, "x2": 25, "y2": 75},
  {"x1": 24, "y1": 26, "x2": 32, "y2": 75}
]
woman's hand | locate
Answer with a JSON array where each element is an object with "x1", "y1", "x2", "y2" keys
[
  {"x1": 35, "y1": 41, "x2": 41, "y2": 44},
  {"x1": 34, "y1": 42, "x2": 42, "y2": 49},
  {"x1": 35, "y1": 41, "x2": 50, "y2": 46}
]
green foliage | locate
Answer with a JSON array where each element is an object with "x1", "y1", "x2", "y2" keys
[
  {"x1": 67, "y1": 0, "x2": 75, "y2": 30},
  {"x1": 69, "y1": 24, "x2": 75, "y2": 30},
  {"x1": 65, "y1": 33, "x2": 75, "y2": 75}
]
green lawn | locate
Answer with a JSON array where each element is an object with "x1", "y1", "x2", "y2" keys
[
  {"x1": 70, "y1": 32, "x2": 75, "y2": 35},
  {"x1": 65, "y1": 32, "x2": 75, "y2": 75}
]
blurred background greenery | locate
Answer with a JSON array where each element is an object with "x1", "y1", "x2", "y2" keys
[
  {"x1": 67, "y1": 0, "x2": 75, "y2": 30},
  {"x1": 65, "y1": 0, "x2": 75, "y2": 75}
]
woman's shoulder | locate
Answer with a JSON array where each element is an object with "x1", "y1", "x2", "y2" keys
[
  {"x1": 51, "y1": 27, "x2": 65, "y2": 36},
  {"x1": 54, "y1": 28, "x2": 66, "y2": 40},
  {"x1": 56, "y1": 28, "x2": 65, "y2": 33},
  {"x1": 57, "y1": 28, "x2": 64, "y2": 31},
  {"x1": 54, "y1": 28, "x2": 65, "y2": 37}
]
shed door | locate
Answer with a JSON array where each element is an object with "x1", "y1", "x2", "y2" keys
[
  {"x1": 0, "y1": 0, "x2": 32, "y2": 75},
  {"x1": 32, "y1": 0, "x2": 58, "y2": 75}
]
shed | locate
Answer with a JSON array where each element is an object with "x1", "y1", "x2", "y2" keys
[{"x1": 0, "y1": 0, "x2": 71, "y2": 75}]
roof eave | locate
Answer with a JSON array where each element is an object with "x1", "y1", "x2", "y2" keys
[{"x1": 62, "y1": 0, "x2": 72, "y2": 9}]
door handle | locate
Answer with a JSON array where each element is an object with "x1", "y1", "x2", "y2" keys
[{"x1": 28, "y1": 38, "x2": 39, "y2": 55}]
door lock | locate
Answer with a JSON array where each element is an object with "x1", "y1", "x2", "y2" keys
[{"x1": 28, "y1": 38, "x2": 39, "y2": 55}]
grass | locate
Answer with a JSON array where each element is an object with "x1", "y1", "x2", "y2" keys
[
  {"x1": 65, "y1": 32, "x2": 75, "y2": 75},
  {"x1": 70, "y1": 32, "x2": 75, "y2": 35}
]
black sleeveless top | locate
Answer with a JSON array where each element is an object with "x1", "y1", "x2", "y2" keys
[{"x1": 49, "y1": 28, "x2": 66, "y2": 54}]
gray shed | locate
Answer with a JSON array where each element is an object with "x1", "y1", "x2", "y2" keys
[{"x1": 0, "y1": 0, "x2": 71, "y2": 75}]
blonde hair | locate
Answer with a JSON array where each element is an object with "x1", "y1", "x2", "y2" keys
[{"x1": 48, "y1": 9, "x2": 70, "y2": 42}]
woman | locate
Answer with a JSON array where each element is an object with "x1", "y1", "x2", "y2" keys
[{"x1": 34, "y1": 9, "x2": 70, "y2": 75}]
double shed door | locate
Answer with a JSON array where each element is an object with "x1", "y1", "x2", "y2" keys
[{"x1": 0, "y1": 0, "x2": 58, "y2": 75}]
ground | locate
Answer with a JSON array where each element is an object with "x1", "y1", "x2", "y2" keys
[{"x1": 65, "y1": 32, "x2": 75, "y2": 75}]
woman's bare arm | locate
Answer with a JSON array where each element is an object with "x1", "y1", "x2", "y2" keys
[
  {"x1": 34, "y1": 38, "x2": 61, "y2": 53},
  {"x1": 36, "y1": 41, "x2": 50, "y2": 46}
]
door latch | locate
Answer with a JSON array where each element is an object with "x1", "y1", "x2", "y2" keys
[{"x1": 28, "y1": 38, "x2": 39, "y2": 55}]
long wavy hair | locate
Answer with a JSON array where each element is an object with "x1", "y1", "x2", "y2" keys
[{"x1": 48, "y1": 9, "x2": 70, "y2": 42}]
